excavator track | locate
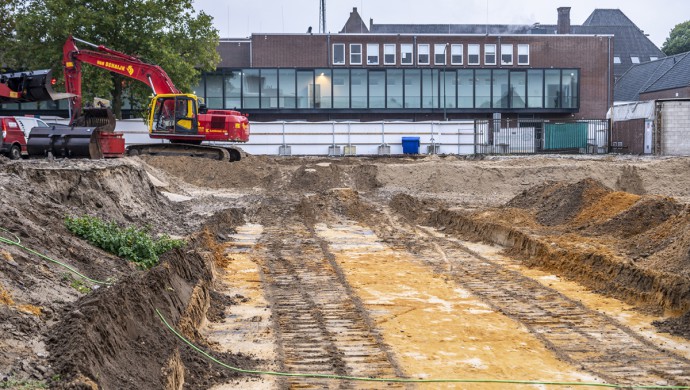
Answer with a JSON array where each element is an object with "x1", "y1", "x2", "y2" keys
[
  {"x1": 126, "y1": 143, "x2": 231, "y2": 161},
  {"x1": 359, "y1": 201, "x2": 690, "y2": 387},
  {"x1": 256, "y1": 208, "x2": 404, "y2": 388}
]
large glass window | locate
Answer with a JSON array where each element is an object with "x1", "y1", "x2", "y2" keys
[
  {"x1": 350, "y1": 44, "x2": 362, "y2": 65},
  {"x1": 401, "y1": 44, "x2": 413, "y2": 65},
  {"x1": 367, "y1": 43, "x2": 379, "y2": 65},
  {"x1": 387, "y1": 69, "x2": 403, "y2": 108},
  {"x1": 369, "y1": 70, "x2": 385, "y2": 108},
  {"x1": 527, "y1": 69, "x2": 543, "y2": 108},
  {"x1": 332, "y1": 69, "x2": 349, "y2": 108},
  {"x1": 468, "y1": 44, "x2": 480, "y2": 65},
  {"x1": 242, "y1": 69, "x2": 260, "y2": 109},
  {"x1": 510, "y1": 71, "x2": 526, "y2": 109},
  {"x1": 441, "y1": 70, "x2": 456, "y2": 108},
  {"x1": 475, "y1": 69, "x2": 491, "y2": 108},
  {"x1": 191, "y1": 77, "x2": 205, "y2": 100},
  {"x1": 351, "y1": 69, "x2": 367, "y2": 108},
  {"x1": 451, "y1": 44, "x2": 463, "y2": 65},
  {"x1": 518, "y1": 44, "x2": 529, "y2": 65},
  {"x1": 501, "y1": 44, "x2": 513, "y2": 65},
  {"x1": 492, "y1": 70, "x2": 509, "y2": 108},
  {"x1": 207, "y1": 74, "x2": 224, "y2": 108},
  {"x1": 404, "y1": 69, "x2": 421, "y2": 108},
  {"x1": 418, "y1": 44, "x2": 430, "y2": 65},
  {"x1": 278, "y1": 69, "x2": 296, "y2": 108},
  {"x1": 333, "y1": 44, "x2": 345, "y2": 65},
  {"x1": 545, "y1": 69, "x2": 561, "y2": 108},
  {"x1": 384, "y1": 44, "x2": 396, "y2": 65},
  {"x1": 435, "y1": 44, "x2": 447, "y2": 65},
  {"x1": 485, "y1": 44, "x2": 496, "y2": 65},
  {"x1": 260, "y1": 69, "x2": 278, "y2": 109},
  {"x1": 562, "y1": 69, "x2": 578, "y2": 109},
  {"x1": 458, "y1": 69, "x2": 473, "y2": 108},
  {"x1": 297, "y1": 70, "x2": 314, "y2": 108},
  {"x1": 422, "y1": 69, "x2": 437, "y2": 108},
  {"x1": 315, "y1": 69, "x2": 332, "y2": 108}
]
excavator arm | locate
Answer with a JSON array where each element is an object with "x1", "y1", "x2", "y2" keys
[{"x1": 63, "y1": 35, "x2": 179, "y2": 121}]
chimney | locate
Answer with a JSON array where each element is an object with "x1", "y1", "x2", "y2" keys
[{"x1": 557, "y1": 7, "x2": 571, "y2": 34}]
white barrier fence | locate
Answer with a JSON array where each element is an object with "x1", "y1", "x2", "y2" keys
[
  {"x1": 109, "y1": 119, "x2": 478, "y2": 156},
  {"x1": 50, "y1": 118, "x2": 609, "y2": 156}
]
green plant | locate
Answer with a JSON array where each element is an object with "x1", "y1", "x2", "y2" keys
[
  {"x1": 69, "y1": 277, "x2": 91, "y2": 294},
  {"x1": 65, "y1": 215, "x2": 186, "y2": 270},
  {"x1": 0, "y1": 377, "x2": 47, "y2": 389}
]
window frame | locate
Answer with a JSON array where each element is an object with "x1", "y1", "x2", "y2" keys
[
  {"x1": 332, "y1": 43, "x2": 345, "y2": 65},
  {"x1": 384, "y1": 44, "x2": 396, "y2": 65},
  {"x1": 468, "y1": 44, "x2": 480, "y2": 65},
  {"x1": 500, "y1": 44, "x2": 513, "y2": 65},
  {"x1": 484, "y1": 44, "x2": 497, "y2": 65},
  {"x1": 613, "y1": 56, "x2": 621, "y2": 64},
  {"x1": 434, "y1": 44, "x2": 447, "y2": 65},
  {"x1": 350, "y1": 43, "x2": 362, "y2": 65},
  {"x1": 517, "y1": 44, "x2": 530, "y2": 65},
  {"x1": 631, "y1": 56, "x2": 640, "y2": 64},
  {"x1": 451, "y1": 44, "x2": 463, "y2": 65},
  {"x1": 417, "y1": 44, "x2": 430, "y2": 65},
  {"x1": 401, "y1": 44, "x2": 414, "y2": 65},
  {"x1": 367, "y1": 43, "x2": 380, "y2": 65}
]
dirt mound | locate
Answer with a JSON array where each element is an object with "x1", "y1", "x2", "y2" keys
[
  {"x1": 140, "y1": 155, "x2": 277, "y2": 190},
  {"x1": 507, "y1": 179, "x2": 612, "y2": 226},
  {"x1": 47, "y1": 212, "x2": 256, "y2": 389},
  {"x1": 591, "y1": 196, "x2": 684, "y2": 239}
]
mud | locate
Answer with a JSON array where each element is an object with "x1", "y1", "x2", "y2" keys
[{"x1": 1, "y1": 154, "x2": 690, "y2": 387}]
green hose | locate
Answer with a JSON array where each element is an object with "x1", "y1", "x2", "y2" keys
[
  {"x1": 0, "y1": 227, "x2": 113, "y2": 286},
  {"x1": 155, "y1": 309, "x2": 690, "y2": 389}
]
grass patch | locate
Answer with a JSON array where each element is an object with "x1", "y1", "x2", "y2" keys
[
  {"x1": 0, "y1": 378, "x2": 47, "y2": 389},
  {"x1": 65, "y1": 215, "x2": 185, "y2": 270}
]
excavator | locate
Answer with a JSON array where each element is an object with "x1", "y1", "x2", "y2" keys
[{"x1": 27, "y1": 36, "x2": 249, "y2": 161}]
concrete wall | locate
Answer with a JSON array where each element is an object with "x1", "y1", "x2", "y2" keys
[{"x1": 660, "y1": 100, "x2": 690, "y2": 156}]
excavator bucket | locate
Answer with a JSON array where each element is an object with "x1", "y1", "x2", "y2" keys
[
  {"x1": 26, "y1": 108, "x2": 124, "y2": 159},
  {"x1": 0, "y1": 69, "x2": 73, "y2": 104}
]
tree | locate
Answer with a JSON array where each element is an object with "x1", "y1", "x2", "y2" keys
[
  {"x1": 0, "y1": 0, "x2": 21, "y2": 70},
  {"x1": 662, "y1": 21, "x2": 690, "y2": 56},
  {"x1": 13, "y1": 0, "x2": 220, "y2": 118}
]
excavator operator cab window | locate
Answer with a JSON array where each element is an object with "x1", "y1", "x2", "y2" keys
[{"x1": 152, "y1": 96, "x2": 198, "y2": 135}]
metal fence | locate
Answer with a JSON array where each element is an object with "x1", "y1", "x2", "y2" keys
[{"x1": 474, "y1": 119, "x2": 610, "y2": 154}]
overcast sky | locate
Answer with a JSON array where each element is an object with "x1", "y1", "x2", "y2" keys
[{"x1": 192, "y1": 0, "x2": 687, "y2": 48}]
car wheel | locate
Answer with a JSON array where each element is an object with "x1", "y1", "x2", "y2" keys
[{"x1": 8, "y1": 144, "x2": 21, "y2": 160}]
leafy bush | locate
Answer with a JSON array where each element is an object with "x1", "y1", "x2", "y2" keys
[{"x1": 65, "y1": 215, "x2": 185, "y2": 269}]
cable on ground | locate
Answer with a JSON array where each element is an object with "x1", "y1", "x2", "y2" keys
[{"x1": 156, "y1": 309, "x2": 690, "y2": 389}]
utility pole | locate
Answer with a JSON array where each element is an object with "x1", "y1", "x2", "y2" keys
[{"x1": 319, "y1": 0, "x2": 327, "y2": 33}]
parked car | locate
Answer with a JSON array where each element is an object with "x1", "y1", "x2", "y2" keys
[
  {"x1": 14, "y1": 116, "x2": 49, "y2": 138},
  {"x1": 1, "y1": 117, "x2": 27, "y2": 159}
]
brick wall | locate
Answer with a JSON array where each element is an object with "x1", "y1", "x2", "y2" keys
[
  {"x1": 640, "y1": 87, "x2": 690, "y2": 101},
  {"x1": 248, "y1": 33, "x2": 612, "y2": 119},
  {"x1": 660, "y1": 100, "x2": 690, "y2": 155}
]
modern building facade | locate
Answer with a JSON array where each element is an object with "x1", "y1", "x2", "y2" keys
[{"x1": 2, "y1": 6, "x2": 663, "y2": 123}]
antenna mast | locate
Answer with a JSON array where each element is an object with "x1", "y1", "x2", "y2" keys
[{"x1": 319, "y1": 0, "x2": 326, "y2": 33}]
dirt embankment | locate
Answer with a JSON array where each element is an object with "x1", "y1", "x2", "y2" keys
[
  {"x1": 396, "y1": 179, "x2": 690, "y2": 330},
  {"x1": 0, "y1": 158, "x2": 255, "y2": 388}
]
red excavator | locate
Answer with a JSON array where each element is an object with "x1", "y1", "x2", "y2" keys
[{"x1": 27, "y1": 36, "x2": 249, "y2": 161}]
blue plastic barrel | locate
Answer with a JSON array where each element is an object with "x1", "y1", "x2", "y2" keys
[{"x1": 401, "y1": 137, "x2": 420, "y2": 154}]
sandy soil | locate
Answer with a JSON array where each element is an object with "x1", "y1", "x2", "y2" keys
[{"x1": 0, "y1": 153, "x2": 689, "y2": 388}]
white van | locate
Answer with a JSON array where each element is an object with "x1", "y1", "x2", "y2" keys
[{"x1": 13, "y1": 117, "x2": 50, "y2": 138}]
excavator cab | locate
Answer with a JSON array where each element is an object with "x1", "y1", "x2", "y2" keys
[{"x1": 150, "y1": 94, "x2": 198, "y2": 135}]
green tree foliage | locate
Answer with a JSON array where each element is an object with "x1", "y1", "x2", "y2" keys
[
  {"x1": 0, "y1": 0, "x2": 20, "y2": 70},
  {"x1": 662, "y1": 21, "x2": 690, "y2": 56},
  {"x1": 13, "y1": 0, "x2": 220, "y2": 118}
]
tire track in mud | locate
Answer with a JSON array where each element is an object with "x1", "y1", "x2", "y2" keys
[
  {"x1": 340, "y1": 196, "x2": 690, "y2": 387},
  {"x1": 412, "y1": 220, "x2": 688, "y2": 385},
  {"x1": 257, "y1": 211, "x2": 404, "y2": 389}
]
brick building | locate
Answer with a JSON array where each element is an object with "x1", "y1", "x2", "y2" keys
[{"x1": 194, "y1": 7, "x2": 616, "y2": 122}]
